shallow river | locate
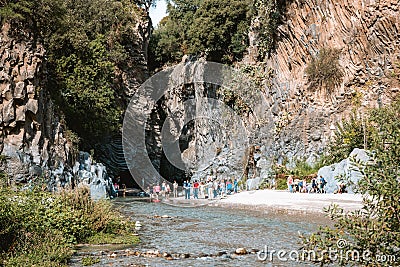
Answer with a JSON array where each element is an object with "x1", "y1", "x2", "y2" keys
[{"x1": 71, "y1": 197, "x2": 330, "y2": 266}]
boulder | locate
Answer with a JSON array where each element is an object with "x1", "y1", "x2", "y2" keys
[
  {"x1": 90, "y1": 179, "x2": 108, "y2": 200},
  {"x1": 235, "y1": 248, "x2": 247, "y2": 255},
  {"x1": 317, "y1": 148, "x2": 370, "y2": 193},
  {"x1": 246, "y1": 177, "x2": 260, "y2": 190}
]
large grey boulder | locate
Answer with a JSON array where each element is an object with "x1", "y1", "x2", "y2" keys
[
  {"x1": 75, "y1": 152, "x2": 115, "y2": 200},
  {"x1": 317, "y1": 148, "x2": 370, "y2": 193},
  {"x1": 246, "y1": 177, "x2": 261, "y2": 190}
]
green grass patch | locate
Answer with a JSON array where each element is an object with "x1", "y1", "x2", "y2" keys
[{"x1": 81, "y1": 256, "x2": 100, "y2": 266}]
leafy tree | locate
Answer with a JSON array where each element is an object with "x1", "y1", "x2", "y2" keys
[
  {"x1": 301, "y1": 99, "x2": 400, "y2": 266},
  {"x1": 148, "y1": 16, "x2": 184, "y2": 70},
  {"x1": 149, "y1": 0, "x2": 252, "y2": 69},
  {"x1": 326, "y1": 112, "x2": 372, "y2": 164},
  {"x1": 1, "y1": 0, "x2": 152, "y2": 148},
  {"x1": 53, "y1": 35, "x2": 122, "y2": 144},
  {"x1": 0, "y1": 0, "x2": 65, "y2": 37}
]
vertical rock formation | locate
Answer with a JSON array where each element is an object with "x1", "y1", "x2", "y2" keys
[
  {"x1": 0, "y1": 23, "x2": 72, "y2": 183},
  {"x1": 148, "y1": 0, "x2": 400, "y2": 184},
  {"x1": 246, "y1": 0, "x2": 399, "y2": 170}
]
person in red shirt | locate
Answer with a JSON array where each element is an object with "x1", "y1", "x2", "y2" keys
[{"x1": 193, "y1": 180, "x2": 199, "y2": 199}]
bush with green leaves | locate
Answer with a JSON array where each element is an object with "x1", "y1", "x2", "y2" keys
[
  {"x1": 0, "y1": 183, "x2": 138, "y2": 266},
  {"x1": 253, "y1": 0, "x2": 291, "y2": 61},
  {"x1": 301, "y1": 99, "x2": 400, "y2": 266},
  {"x1": 305, "y1": 47, "x2": 344, "y2": 93},
  {"x1": 325, "y1": 112, "x2": 372, "y2": 165}
]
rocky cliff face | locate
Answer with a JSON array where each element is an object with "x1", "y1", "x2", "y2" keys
[
  {"x1": 246, "y1": 0, "x2": 400, "y2": 171},
  {"x1": 0, "y1": 15, "x2": 149, "y2": 189},
  {"x1": 0, "y1": 23, "x2": 73, "y2": 183},
  {"x1": 145, "y1": 0, "x2": 400, "y2": 184}
]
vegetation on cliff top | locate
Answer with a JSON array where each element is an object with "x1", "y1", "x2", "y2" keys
[{"x1": 149, "y1": 0, "x2": 253, "y2": 69}]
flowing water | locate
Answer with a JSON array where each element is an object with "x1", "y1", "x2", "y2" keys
[{"x1": 71, "y1": 197, "x2": 330, "y2": 266}]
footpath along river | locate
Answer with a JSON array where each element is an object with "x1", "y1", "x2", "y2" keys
[{"x1": 71, "y1": 197, "x2": 332, "y2": 266}]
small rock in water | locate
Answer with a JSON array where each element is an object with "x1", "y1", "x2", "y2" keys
[
  {"x1": 110, "y1": 252, "x2": 117, "y2": 258},
  {"x1": 180, "y1": 253, "x2": 190, "y2": 258},
  {"x1": 162, "y1": 252, "x2": 171, "y2": 258},
  {"x1": 216, "y1": 251, "x2": 227, "y2": 256},
  {"x1": 221, "y1": 254, "x2": 231, "y2": 259},
  {"x1": 235, "y1": 248, "x2": 247, "y2": 255},
  {"x1": 161, "y1": 214, "x2": 170, "y2": 218}
]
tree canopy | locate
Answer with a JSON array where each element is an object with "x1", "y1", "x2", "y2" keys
[{"x1": 148, "y1": 0, "x2": 253, "y2": 69}]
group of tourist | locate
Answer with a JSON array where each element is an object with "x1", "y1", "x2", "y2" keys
[
  {"x1": 182, "y1": 178, "x2": 239, "y2": 200},
  {"x1": 146, "y1": 181, "x2": 172, "y2": 200},
  {"x1": 286, "y1": 175, "x2": 347, "y2": 194},
  {"x1": 144, "y1": 174, "x2": 347, "y2": 200},
  {"x1": 286, "y1": 175, "x2": 327, "y2": 193},
  {"x1": 146, "y1": 178, "x2": 239, "y2": 200}
]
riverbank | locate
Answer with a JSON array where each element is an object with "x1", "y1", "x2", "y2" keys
[{"x1": 216, "y1": 189, "x2": 363, "y2": 214}]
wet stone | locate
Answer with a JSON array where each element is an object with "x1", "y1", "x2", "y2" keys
[
  {"x1": 235, "y1": 247, "x2": 247, "y2": 255},
  {"x1": 216, "y1": 251, "x2": 227, "y2": 256}
]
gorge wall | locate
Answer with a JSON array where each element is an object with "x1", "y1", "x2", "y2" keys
[
  {"x1": 246, "y1": 0, "x2": 400, "y2": 175},
  {"x1": 146, "y1": 0, "x2": 400, "y2": 183},
  {"x1": 0, "y1": 24, "x2": 72, "y2": 183},
  {"x1": 0, "y1": 14, "x2": 149, "y2": 187},
  {"x1": 2, "y1": 0, "x2": 399, "y2": 188}
]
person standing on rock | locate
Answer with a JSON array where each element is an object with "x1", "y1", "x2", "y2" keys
[
  {"x1": 213, "y1": 180, "x2": 219, "y2": 198},
  {"x1": 318, "y1": 175, "x2": 326, "y2": 193},
  {"x1": 154, "y1": 184, "x2": 161, "y2": 200},
  {"x1": 165, "y1": 183, "x2": 171, "y2": 199},
  {"x1": 233, "y1": 178, "x2": 238, "y2": 193},
  {"x1": 311, "y1": 177, "x2": 318, "y2": 193},
  {"x1": 199, "y1": 181, "x2": 205, "y2": 198},
  {"x1": 207, "y1": 180, "x2": 213, "y2": 199}
]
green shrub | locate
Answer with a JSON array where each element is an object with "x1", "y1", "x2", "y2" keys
[
  {"x1": 305, "y1": 47, "x2": 344, "y2": 93},
  {"x1": 0, "y1": 185, "x2": 138, "y2": 266},
  {"x1": 324, "y1": 112, "x2": 372, "y2": 164},
  {"x1": 301, "y1": 98, "x2": 400, "y2": 266},
  {"x1": 276, "y1": 178, "x2": 288, "y2": 190}
]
